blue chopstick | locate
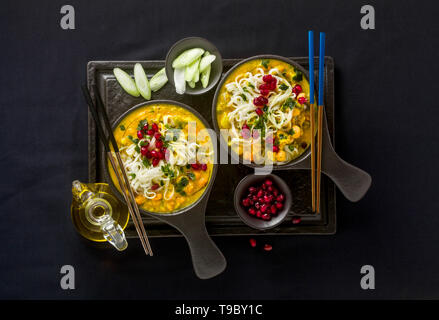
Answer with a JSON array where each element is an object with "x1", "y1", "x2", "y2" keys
[
  {"x1": 308, "y1": 31, "x2": 314, "y2": 104},
  {"x1": 318, "y1": 32, "x2": 325, "y2": 106}
]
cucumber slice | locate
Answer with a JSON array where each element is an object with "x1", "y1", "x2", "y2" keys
[
  {"x1": 185, "y1": 57, "x2": 201, "y2": 82},
  {"x1": 199, "y1": 54, "x2": 216, "y2": 73},
  {"x1": 149, "y1": 68, "x2": 168, "y2": 92},
  {"x1": 174, "y1": 67, "x2": 186, "y2": 94},
  {"x1": 188, "y1": 80, "x2": 196, "y2": 88},
  {"x1": 201, "y1": 64, "x2": 211, "y2": 88},
  {"x1": 172, "y1": 48, "x2": 205, "y2": 68},
  {"x1": 113, "y1": 68, "x2": 140, "y2": 97},
  {"x1": 193, "y1": 66, "x2": 200, "y2": 83},
  {"x1": 134, "y1": 63, "x2": 151, "y2": 100}
]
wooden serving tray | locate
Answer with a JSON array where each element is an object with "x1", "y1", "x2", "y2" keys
[{"x1": 87, "y1": 57, "x2": 336, "y2": 237}]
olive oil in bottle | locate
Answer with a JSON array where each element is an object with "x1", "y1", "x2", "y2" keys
[{"x1": 71, "y1": 180, "x2": 129, "y2": 251}]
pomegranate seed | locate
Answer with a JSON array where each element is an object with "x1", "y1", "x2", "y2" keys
[
  {"x1": 254, "y1": 202, "x2": 260, "y2": 209},
  {"x1": 151, "y1": 184, "x2": 159, "y2": 190},
  {"x1": 265, "y1": 179, "x2": 273, "y2": 186},
  {"x1": 152, "y1": 158, "x2": 160, "y2": 166},
  {"x1": 260, "y1": 89, "x2": 270, "y2": 96},
  {"x1": 270, "y1": 205, "x2": 277, "y2": 215},
  {"x1": 292, "y1": 84, "x2": 302, "y2": 95},
  {"x1": 140, "y1": 146, "x2": 148, "y2": 156},
  {"x1": 201, "y1": 163, "x2": 207, "y2": 171},
  {"x1": 249, "y1": 187, "x2": 257, "y2": 194},
  {"x1": 154, "y1": 132, "x2": 161, "y2": 140},
  {"x1": 260, "y1": 204, "x2": 268, "y2": 213},
  {"x1": 242, "y1": 124, "x2": 251, "y2": 139},
  {"x1": 273, "y1": 189, "x2": 279, "y2": 196},
  {"x1": 256, "y1": 210, "x2": 262, "y2": 218},
  {"x1": 137, "y1": 130, "x2": 144, "y2": 139},
  {"x1": 267, "y1": 186, "x2": 273, "y2": 192},
  {"x1": 155, "y1": 139, "x2": 163, "y2": 148},
  {"x1": 257, "y1": 190, "x2": 264, "y2": 198},
  {"x1": 151, "y1": 123, "x2": 159, "y2": 132},
  {"x1": 150, "y1": 150, "x2": 159, "y2": 158},
  {"x1": 147, "y1": 129, "x2": 154, "y2": 136},
  {"x1": 145, "y1": 151, "x2": 152, "y2": 159},
  {"x1": 242, "y1": 198, "x2": 251, "y2": 207},
  {"x1": 263, "y1": 74, "x2": 274, "y2": 82},
  {"x1": 292, "y1": 217, "x2": 302, "y2": 224},
  {"x1": 272, "y1": 145, "x2": 279, "y2": 153},
  {"x1": 249, "y1": 238, "x2": 257, "y2": 247},
  {"x1": 191, "y1": 163, "x2": 200, "y2": 170},
  {"x1": 248, "y1": 208, "x2": 256, "y2": 215},
  {"x1": 263, "y1": 244, "x2": 273, "y2": 251},
  {"x1": 262, "y1": 213, "x2": 271, "y2": 221},
  {"x1": 252, "y1": 195, "x2": 258, "y2": 201},
  {"x1": 255, "y1": 108, "x2": 263, "y2": 116},
  {"x1": 275, "y1": 202, "x2": 283, "y2": 209},
  {"x1": 276, "y1": 194, "x2": 285, "y2": 202},
  {"x1": 298, "y1": 96, "x2": 307, "y2": 104},
  {"x1": 143, "y1": 123, "x2": 149, "y2": 131}
]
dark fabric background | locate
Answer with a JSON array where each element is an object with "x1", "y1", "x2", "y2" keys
[{"x1": 0, "y1": 0, "x2": 438, "y2": 299}]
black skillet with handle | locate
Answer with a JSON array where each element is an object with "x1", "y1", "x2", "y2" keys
[
  {"x1": 212, "y1": 55, "x2": 371, "y2": 202},
  {"x1": 102, "y1": 99, "x2": 226, "y2": 279}
]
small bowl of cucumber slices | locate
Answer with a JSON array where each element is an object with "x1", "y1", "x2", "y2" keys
[{"x1": 165, "y1": 37, "x2": 222, "y2": 95}]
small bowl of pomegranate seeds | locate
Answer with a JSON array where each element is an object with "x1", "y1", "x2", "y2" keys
[{"x1": 234, "y1": 174, "x2": 292, "y2": 230}]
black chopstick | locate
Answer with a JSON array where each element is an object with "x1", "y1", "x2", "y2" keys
[{"x1": 81, "y1": 85, "x2": 153, "y2": 256}]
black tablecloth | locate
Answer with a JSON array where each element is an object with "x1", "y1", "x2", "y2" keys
[{"x1": 1, "y1": 0, "x2": 438, "y2": 299}]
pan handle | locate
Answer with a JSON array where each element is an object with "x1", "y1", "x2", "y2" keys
[
  {"x1": 159, "y1": 206, "x2": 227, "y2": 280},
  {"x1": 321, "y1": 121, "x2": 372, "y2": 202}
]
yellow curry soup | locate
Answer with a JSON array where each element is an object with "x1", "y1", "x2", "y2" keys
[{"x1": 110, "y1": 104, "x2": 214, "y2": 213}]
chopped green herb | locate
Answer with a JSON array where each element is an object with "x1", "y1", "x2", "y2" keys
[
  {"x1": 179, "y1": 191, "x2": 187, "y2": 196},
  {"x1": 243, "y1": 87, "x2": 249, "y2": 92},
  {"x1": 119, "y1": 125, "x2": 126, "y2": 131},
  {"x1": 140, "y1": 140, "x2": 148, "y2": 146},
  {"x1": 240, "y1": 93, "x2": 247, "y2": 101},
  {"x1": 248, "y1": 83, "x2": 255, "y2": 89},
  {"x1": 292, "y1": 68, "x2": 303, "y2": 82},
  {"x1": 288, "y1": 128, "x2": 295, "y2": 135},
  {"x1": 128, "y1": 135, "x2": 139, "y2": 144},
  {"x1": 129, "y1": 173, "x2": 136, "y2": 179},
  {"x1": 160, "y1": 180, "x2": 164, "y2": 186},
  {"x1": 288, "y1": 144, "x2": 296, "y2": 151},
  {"x1": 187, "y1": 172, "x2": 195, "y2": 180},
  {"x1": 261, "y1": 59, "x2": 270, "y2": 69},
  {"x1": 279, "y1": 83, "x2": 289, "y2": 90},
  {"x1": 263, "y1": 105, "x2": 268, "y2": 112},
  {"x1": 134, "y1": 145, "x2": 140, "y2": 153}
]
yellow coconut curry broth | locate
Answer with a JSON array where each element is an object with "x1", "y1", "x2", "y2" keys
[
  {"x1": 216, "y1": 58, "x2": 316, "y2": 164},
  {"x1": 110, "y1": 104, "x2": 213, "y2": 213}
]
